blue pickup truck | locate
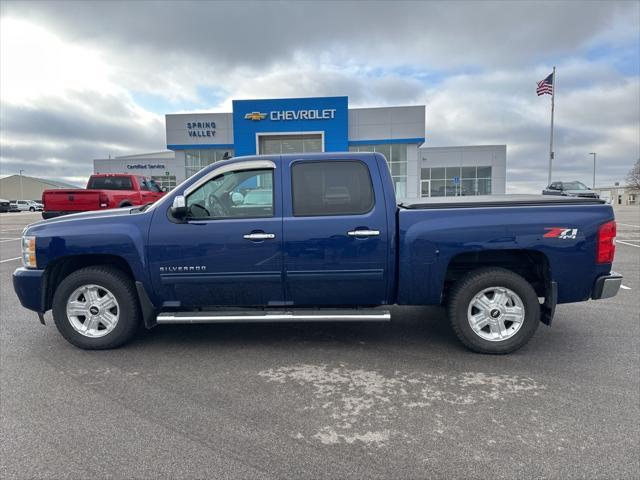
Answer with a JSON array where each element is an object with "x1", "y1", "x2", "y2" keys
[{"x1": 13, "y1": 153, "x2": 622, "y2": 353}]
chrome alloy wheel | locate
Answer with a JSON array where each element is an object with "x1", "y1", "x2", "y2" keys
[
  {"x1": 466, "y1": 286, "x2": 525, "y2": 342},
  {"x1": 66, "y1": 284, "x2": 120, "y2": 338}
]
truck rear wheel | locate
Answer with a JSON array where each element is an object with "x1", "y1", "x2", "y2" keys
[
  {"x1": 52, "y1": 266, "x2": 140, "y2": 349},
  {"x1": 447, "y1": 267, "x2": 540, "y2": 354}
]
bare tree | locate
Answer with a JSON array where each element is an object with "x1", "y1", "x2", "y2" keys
[{"x1": 626, "y1": 158, "x2": 640, "y2": 190}]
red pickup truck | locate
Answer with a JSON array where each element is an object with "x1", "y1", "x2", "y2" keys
[{"x1": 42, "y1": 174, "x2": 165, "y2": 219}]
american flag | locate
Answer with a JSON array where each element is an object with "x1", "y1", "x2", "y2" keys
[{"x1": 536, "y1": 72, "x2": 554, "y2": 96}]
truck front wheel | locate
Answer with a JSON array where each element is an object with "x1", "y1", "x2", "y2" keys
[
  {"x1": 447, "y1": 268, "x2": 540, "y2": 354},
  {"x1": 52, "y1": 266, "x2": 141, "y2": 349}
]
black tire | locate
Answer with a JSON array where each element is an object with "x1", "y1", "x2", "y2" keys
[
  {"x1": 447, "y1": 267, "x2": 540, "y2": 354},
  {"x1": 52, "y1": 266, "x2": 141, "y2": 349},
  {"x1": 29, "y1": 207, "x2": 35, "y2": 212}
]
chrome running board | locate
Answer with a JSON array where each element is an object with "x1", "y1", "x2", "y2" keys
[{"x1": 156, "y1": 309, "x2": 391, "y2": 324}]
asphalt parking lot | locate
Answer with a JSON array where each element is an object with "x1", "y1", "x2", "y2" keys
[{"x1": 1, "y1": 208, "x2": 638, "y2": 479}]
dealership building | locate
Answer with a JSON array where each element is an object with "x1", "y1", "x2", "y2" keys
[{"x1": 94, "y1": 96, "x2": 506, "y2": 198}]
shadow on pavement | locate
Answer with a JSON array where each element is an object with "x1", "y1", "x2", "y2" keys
[{"x1": 133, "y1": 305, "x2": 462, "y2": 352}]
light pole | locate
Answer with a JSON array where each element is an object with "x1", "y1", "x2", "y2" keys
[
  {"x1": 19, "y1": 169, "x2": 24, "y2": 200},
  {"x1": 589, "y1": 153, "x2": 596, "y2": 189}
]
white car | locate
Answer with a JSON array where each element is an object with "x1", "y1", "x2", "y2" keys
[{"x1": 9, "y1": 200, "x2": 43, "y2": 212}]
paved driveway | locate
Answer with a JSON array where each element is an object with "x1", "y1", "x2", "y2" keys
[{"x1": 1, "y1": 209, "x2": 638, "y2": 479}]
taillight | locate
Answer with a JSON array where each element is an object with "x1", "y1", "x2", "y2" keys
[
  {"x1": 596, "y1": 221, "x2": 616, "y2": 264},
  {"x1": 99, "y1": 193, "x2": 109, "y2": 208}
]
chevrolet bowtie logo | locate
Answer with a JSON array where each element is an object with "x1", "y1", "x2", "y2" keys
[{"x1": 244, "y1": 111, "x2": 267, "y2": 121}]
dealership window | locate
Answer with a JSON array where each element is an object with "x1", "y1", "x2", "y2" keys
[
  {"x1": 152, "y1": 175, "x2": 177, "y2": 191},
  {"x1": 420, "y1": 165, "x2": 492, "y2": 197},
  {"x1": 349, "y1": 143, "x2": 408, "y2": 198},
  {"x1": 258, "y1": 134, "x2": 322, "y2": 155},
  {"x1": 185, "y1": 149, "x2": 234, "y2": 178}
]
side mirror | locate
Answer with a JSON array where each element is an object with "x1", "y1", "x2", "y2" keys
[{"x1": 170, "y1": 195, "x2": 187, "y2": 218}]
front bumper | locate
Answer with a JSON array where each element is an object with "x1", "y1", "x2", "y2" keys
[
  {"x1": 13, "y1": 267, "x2": 45, "y2": 312},
  {"x1": 591, "y1": 272, "x2": 623, "y2": 300}
]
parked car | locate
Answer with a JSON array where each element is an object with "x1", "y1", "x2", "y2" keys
[
  {"x1": 542, "y1": 181, "x2": 599, "y2": 198},
  {"x1": 0, "y1": 198, "x2": 10, "y2": 213},
  {"x1": 13, "y1": 152, "x2": 621, "y2": 353},
  {"x1": 26, "y1": 200, "x2": 43, "y2": 211},
  {"x1": 8, "y1": 200, "x2": 42, "y2": 212},
  {"x1": 41, "y1": 174, "x2": 165, "y2": 219}
]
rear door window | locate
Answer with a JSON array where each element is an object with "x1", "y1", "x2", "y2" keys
[
  {"x1": 291, "y1": 161, "x2": 374, "y2": 216},
  {"x1": 87, "y1": 176, "x2": 134, "y2": 190}
]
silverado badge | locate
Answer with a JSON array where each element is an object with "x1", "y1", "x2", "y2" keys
[{"x1": 159, "y1": 265, "x2": 207, "y2": 272}]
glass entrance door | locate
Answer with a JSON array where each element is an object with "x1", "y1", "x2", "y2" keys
[
  {"x1": 259, "y1": 134, "x2": 323, "y2": 155},
  {"x1": 420, "y1": 180, "x2": 431, "y2": 197}
]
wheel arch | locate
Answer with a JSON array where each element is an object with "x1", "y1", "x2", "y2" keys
[
  {"x1": 42, "y1": 254, "x2": 135, "y2": 312},
  {"x1": 443, "y1": 249, "x2": 555, "y2": 324}
]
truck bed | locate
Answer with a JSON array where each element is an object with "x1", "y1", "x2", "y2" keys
[
  {"x1": 399, "y1": 194, "x2": 605, "y2": 209},
  {"x1": 396, "y1": 195, "x2": 613, "y2": 306}
]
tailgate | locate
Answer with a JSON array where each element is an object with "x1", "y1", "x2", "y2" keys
[{"x1": 43, "y1": 190, "x2": 101, "y2": 212}]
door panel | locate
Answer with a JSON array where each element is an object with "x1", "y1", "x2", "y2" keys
[
  {"x1": 281, "y1": 157, "x2": 389, "y2": 306},
  {"x1": 147, "y1": 165, "x2": 284, "y2": 307},
  {"x1": 148, "y1": 218, "x2": 283, "y2": 307}
]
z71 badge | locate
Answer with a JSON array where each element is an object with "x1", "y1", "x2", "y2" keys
[{"x1": 544, "y1": 227, "x2": 578, "y2": 240}]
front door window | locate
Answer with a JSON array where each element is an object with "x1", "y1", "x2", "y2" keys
[{"x1": 186, "y1": 169, "x2": 274, "y2": 219}]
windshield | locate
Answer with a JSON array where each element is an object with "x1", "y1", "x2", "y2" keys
[{"x1": 563, "y1": 181, "x2": 589, "y2": 190}]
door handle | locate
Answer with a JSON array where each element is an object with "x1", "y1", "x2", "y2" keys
[
  {"x1": 347, "y1": 229, "x2": 380, "y2": 237},
  {"x1": 243, "y1": 233, "x2": 276, "y2": 240}
]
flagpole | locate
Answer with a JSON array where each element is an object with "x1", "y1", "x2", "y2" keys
[{"x1": 548, "y1": 66, "x2": 556, "y2": 185}]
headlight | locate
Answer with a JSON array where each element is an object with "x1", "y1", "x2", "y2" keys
[{"x1": 22, "y1": 235, "x2": 37, "y2": 268}]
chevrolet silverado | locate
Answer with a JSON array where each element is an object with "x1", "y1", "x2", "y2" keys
[{"x1": 13, "y1": 153, "x2": 621, "y2": 353}]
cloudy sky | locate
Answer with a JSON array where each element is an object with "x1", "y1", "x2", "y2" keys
[{"x1": 1, "y1": 0, "x2": 638, "y2": 192}]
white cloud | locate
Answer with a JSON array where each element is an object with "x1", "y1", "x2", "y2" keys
[{"x1": 0, "y1": 18, "x2": 113, "y2": 105}]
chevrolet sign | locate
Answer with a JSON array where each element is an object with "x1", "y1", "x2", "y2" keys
[
  {"x1": 270, "y1": 109, "x2": 336, "y2": 121},
  {"x1": 244, "y1": 109, "x2": 337, "y2": 121}
]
